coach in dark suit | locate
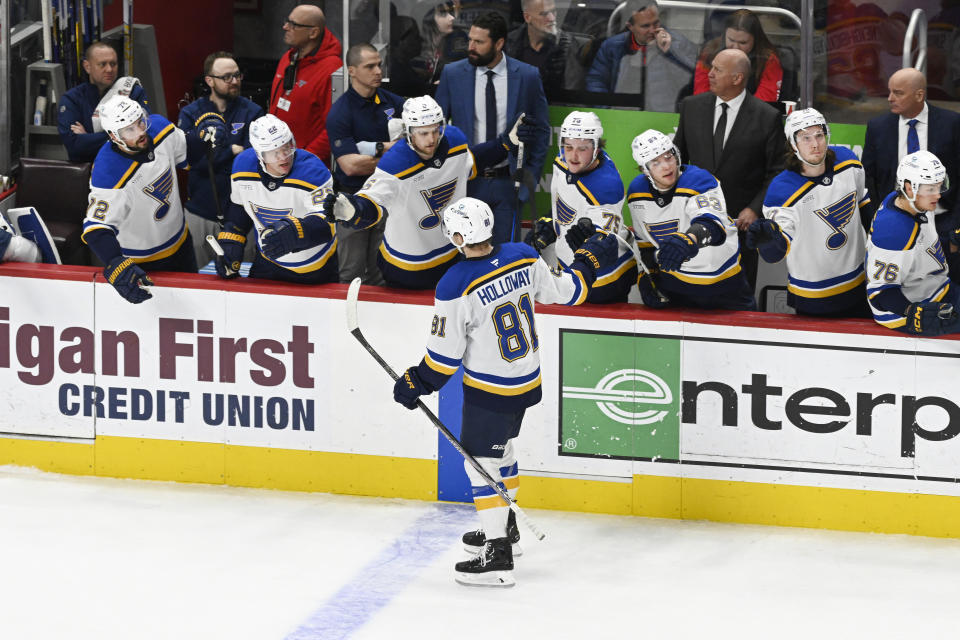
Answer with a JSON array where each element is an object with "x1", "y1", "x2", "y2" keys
[
  {"x1": 435, "y1": 12, "x2": 550, "y2": 244},
  {"x1": 861, "y1": 67, "x2": 960, "y2": 242},
  {"x1": 674, "y1": 48, "x2": 783, "y2": 289}
]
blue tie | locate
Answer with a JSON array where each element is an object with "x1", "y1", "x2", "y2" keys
[
  {"x1": 485, "y1": 70, "x2": 497, "y2": 142},
  {"x1": 907, "y1": 118, "x2": 920, "y2": 154}
]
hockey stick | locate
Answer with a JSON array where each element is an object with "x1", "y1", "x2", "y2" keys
[
  {"x1": 206, "y1": 235, "x2": 237, "y2": 277},
  {"x1": 614, "y1": 229, "x2": 669, "y2": 305},
  {"x1": 345, "y1": 278, "x2": 546, "y2": 541}
]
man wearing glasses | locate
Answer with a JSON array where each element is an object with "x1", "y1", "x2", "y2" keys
[
  {"x1": 179, "y1": 51, "x2": 264, "y2": 267},
  {"x1": 268, "y1": 4, "x2": 343, "y2": 164}
]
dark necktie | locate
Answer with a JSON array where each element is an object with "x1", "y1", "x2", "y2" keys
[
  {"x1": 713, "y1": 102, "x2": 728, "y2": 166},
  {"x1": 485, "y1": 69, "x2": 497, "y2": 143},
  {"x1": 907, "y1": 118, "x2": 920, "y2": 155}
]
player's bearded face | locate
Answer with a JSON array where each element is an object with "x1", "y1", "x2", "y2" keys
[
  {"x1": 795, "y1": 126, "x2": 826, "y2": 165},
  {"x1": 410, "y1": 124, "x2": 442, "y2": 157},
  {"x1": 115, "y1": 117, "x2": 149, "y2": 151},
  {"x1": 647, "y1": 151, "x2": 678, "y2": 189}
]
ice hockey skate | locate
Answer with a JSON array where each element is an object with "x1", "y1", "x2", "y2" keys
[
  {"x1": 462, "y1": 509, "x2": 523, "y2": 556},
  {"x1": 454, "y1": 537, "x2": 515, "y2": 587}
]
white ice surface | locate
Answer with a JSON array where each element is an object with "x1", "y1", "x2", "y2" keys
[{"x1": 1, "y1": 465, "x2": 958, "y2": 640}]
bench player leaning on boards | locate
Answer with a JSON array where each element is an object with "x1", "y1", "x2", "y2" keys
[
  {"x1": 392, "y1": 197, "x2": 618, "y2": 587},
  {"x1": 82, "y1": 96, "x2": 222, "y2": 303},
  {"x1": 626, "y1": 129, "x2": 755, "y2": 310},
  {"x1": 524, "y1": 111, "x2": 638, "y2": 303},
  {"x1": 321, "y1": 95, "x2": 538, "y2": 289},
  {"x1": 747, "y1": 108, "x2": 871, "y2": 317},
  {"x1": 213, "y1": 114, "x2": 337, "y2": 284},
  {"x1": 867, "y1": 150, "x2": 960, "y2": 335}
]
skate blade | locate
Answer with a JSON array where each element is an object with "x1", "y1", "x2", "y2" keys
[
  {"x1": 462, "y1": 542, "x2": 523, "y2": 557},
  {"x1": 455, "y1": 570, "x2": 516, "y2": 588}
]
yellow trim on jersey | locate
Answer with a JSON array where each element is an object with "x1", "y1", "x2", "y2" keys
[
  {"x1": 669, "y1": 259, "x2": 741, "y2": 284},
  {"x1": 859, "y1": 196, "x2": 872, "y2": 208},
  {"x1": 425, "y1": 352, "x2": 458, "y2": 376},
  {"x1": 593, "y1": 256, "x2": 637, "y2": 287},
  {"x1": 637, "y1": 240, "x2": 655, "y2": 249},
  {"x1": 264, "y1": 237, "x2": 338, "y2": 273},
  {"x1": 788, "y1": 271, "x2": 865, "y2": 299},
  {"x1": 153, "y1": 123, "x2": 176, "y2": 145},
  {"x1": 577, "y1": 181, "x2": 600, "y2": 205},
  {"x1": 283, "y1": 178, "x2": 319, "y2": 190},
  {"x1": 463, "y1": 258, "x2": 538, "y2": 295},
  {"x1": 675, "y1": 187, "x2": 701, "y2": 197},
  {"x1": 463, "y1": 372, "x2": 542, "y2": 396},
  {"x1": 394, "y1": 162, "x2": 426, "y2": 179},
  {"x1": 571, "y1": 269, "x2": 589, "y2": 305},
  {"x1": 448, "y1": 143, "x2": 468, "y2": 155},
  {"x1": 834, "y1": 159, "x2": 861, "y2": 172},
  {"x1": 902, "y1": 223, "x2": 920, "y2": 250},
  {"x1": 554, "y1": 157, "x2": 569, "y2": 171},
  {"x1": 783, "y1": 181, "x2": 815, "y2": 207},
  {"x1": 112, "y1": 161, "x2": 140, "y2": 189},
  {"x1": 379, "y1": 243, "x2": 459, "y2": 270},
  {"x1": 231, "y1": 171, "x2": 260, "y2": 180},
  {"x1": 877, "y1": 316, "x2": 907, "y2": 329},
  {"x1": 474, "y1": 494, "x2": 509, "y2": 510},
  {"x1": 627, "y1": 192, "x2": 654, "y2": 202},
  {"x1": 130, "y1": 223, "x2": 190, "y2": 263},
  {"x1": 357, "y1": 193, "x2": 384, "y2": 227}
]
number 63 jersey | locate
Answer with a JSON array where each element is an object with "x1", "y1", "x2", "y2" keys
[{"x1": 413, "y1": 242, "x2": 590, "y2": 412}]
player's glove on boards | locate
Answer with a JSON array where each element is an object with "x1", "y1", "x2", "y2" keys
[
  {"x1": 904, "y1": 302, "x2": 959, "y2": 336},
  {"x1": 104, "y1": 255, "x2": 153, "y2": 304},
  {"x1": 215, "y1": 224, "x2": 245, "y2": 279}
]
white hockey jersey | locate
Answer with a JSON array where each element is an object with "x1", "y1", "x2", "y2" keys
[
  {"x1": 548, "y1": 150, "x2": 636, "y2": 299},
  {"x1": 627, "y1": 165, "x2": 741, "y2": 297},
  {"x1": 356, "y1": 126, "x2": 475, "y2": 286},
  {"x1": 415, "y1": 242, "x2": 589, "y2": 411},
  {"x1": 763, "y1": 147, "x2": 869, "y2": 313},
  {"x1": 866, "y1": 192, "x2": 951, "y2": 329},
  {"x1": 83, "y1": 114, "x2": 190, "y2": 262},
  {"x1": 230, "y1": 148, "x2": 336, "y2": 274}
]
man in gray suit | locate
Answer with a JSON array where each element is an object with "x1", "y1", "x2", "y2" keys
[{"x1": 674, "y1": 48, "x2": 783, "y2": 289}]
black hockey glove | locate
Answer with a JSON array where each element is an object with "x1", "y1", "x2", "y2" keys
[
  {"x1": 523, "y1": 217, "x2": 557, "y2": 252},
  {"x1": 322, "y1": 192, "x2": 361, "y2": 226},
  {"x1": 573, "y1": 231, "x2": 618, "y2": 275},
  {"x1": 565, "y1": 217, "x2": 597, "y2": 252},
  {"x1": 637, "y1": 272, "x2": 670, "y2": 309},
  {"x1": 104, "y1": 255, "x2": 153, "y2": 304},
  {"x1": 195, "y1": 112, "x2": 227, "y2": 147},
  {"x1": 215, "y1": 224, "x2": 246, "y2": 279},
  {"x1": 393, "y1": 366, "x2": 430, "y2": 410},
  {"x1": 501, "y1": 113, "x2": 539, "y2": 151},
  {"x1": 745, "y1": 218, "x2": 782, "y2": 249},
  {"x1": 260, "y1": 217, "x2": 311, "y2": 259},
  {"x1": 657, "y1": 232, "x2": 699, "y2": 272},
  {"x1": 904, "y1": 302, "x2": 959, "y2": 336}
]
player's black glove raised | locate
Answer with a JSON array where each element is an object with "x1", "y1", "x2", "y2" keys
[
  {"x1": 523, "y1": 217, "x2": 557, "y2": 252},
  {"x1": 195, "y1": 112, "x2": 227, "y2": 147},
  {"x1": 104, "y1": 255, "x2": 153, "y2": 304},
  {"x1": 745, "y1": 218, "x2": 781, "y2": 249},
  {"x1": 565, "y1": 217, "x2": 597, "y2": 252},
  {"x1": 904, "y1": 302, "x2": 959, "y2": 336},
  {"x1": 393, "y1": 366, "x2": 430, "y2": 410}
]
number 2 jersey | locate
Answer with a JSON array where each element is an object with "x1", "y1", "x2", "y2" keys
[
  {"x1": 548, "y1": 150, "x2": 636, "y2": 303},
  {"x1": 82, "y1": 114, "x2": 190, "y2": 264},
  {"x1": 352, "y1": 125, "x2": 476, "y2": 289},
  {"x1": 627, "y1": 165, "x2": 742, "y2": 298},
  {"x1": 762, "y1": 146, "x2": 869, "y2": 314},
  {"x1": 413, "y1": 242, "x2": 590, "y2": 412},
  {"x1": 229, "y1": 147, "x2": 336, "y2": 278},
  {"x1": 866, "y1": 192, "x2": 952, "y2": 330}
]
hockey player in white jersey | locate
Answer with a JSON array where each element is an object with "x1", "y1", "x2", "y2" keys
[
  {"x1": 213, "y1": 114, "x2": 338, "y2": 284},
  {"x1": 747, "y1": 108, "x2": 871, "y2": 317},
  {"x1": 866, "y1": 150, "x2": 960, "y2": 335},
  {"x1": 524, "y1": 110, "x2": 637, "y2": 303},
  {"x1": 82, "y1": 95, "x2": 220, "y2": 303},
  {"x1": 627, "y1": 129, "x2": 755, "y2": 310},
  {"x1": 392, "y1": 197, "x2": 617, "y2": 587},
  {"x1": 322, "y1": 95, "x2": 537, "y2": 289}
]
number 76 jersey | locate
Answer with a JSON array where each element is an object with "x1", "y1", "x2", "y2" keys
[{"x1": 413, "y1": 242, "x2": 591, "y2": 413}]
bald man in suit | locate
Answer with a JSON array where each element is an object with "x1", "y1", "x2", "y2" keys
[{"x1": 673, "y1": 48, "x2": 783, "y2": 289}]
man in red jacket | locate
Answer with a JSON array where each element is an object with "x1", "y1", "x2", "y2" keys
[{"x1": 269, "y1": 4, "x2": 343, "y2": 163}]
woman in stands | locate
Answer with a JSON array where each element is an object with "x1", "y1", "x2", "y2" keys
[
  {"x1": 692, "y1": 9, "x2": 783, "y2": 102},
  {"x1": 412, "y1": 2, "x2": 468, "y2": 91}
]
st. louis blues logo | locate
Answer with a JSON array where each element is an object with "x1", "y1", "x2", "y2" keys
[
  {"x1": 418, "y1": 179, "x2": 458, "y2": 229},
  {"x1": 231, "y1": 122, "x2": 246, "y2": 135},
  {"x1": 144, "y1": 169, "x2": 175, "y2": 220},
  {"x1": 555, "y1": 197, "x2": 578, "y2": 225},
  {"x1": 926, "y1": 240, "x2": 948, "y2": 275},
  {"x1": 813, "y1": 191, "x2": 856, "y2": 250},
  {"x1": 644, "y1": 219, "x2": 680, "y2": 245},
  {"x1": 251, "y1": 204, "x2": 294, "y2": 229}
]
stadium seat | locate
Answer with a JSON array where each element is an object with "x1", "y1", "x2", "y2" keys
[{"x1": 15, "y1": 157, "x2": 92, "y2": 265}]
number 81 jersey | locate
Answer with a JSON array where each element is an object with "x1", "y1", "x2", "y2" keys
[{"x1": 83, "y1": 114, "x2": 189, "y2": 262}]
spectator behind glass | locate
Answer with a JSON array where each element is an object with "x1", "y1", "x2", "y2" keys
[
  {"x1": 412, "y1": 2, "x2": 469, "y2": 91},
  {"x1": 693, "y1": 9, "x2": 783, "y2": 102}
]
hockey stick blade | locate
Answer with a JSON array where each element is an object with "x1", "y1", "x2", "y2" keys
[{"x1": 344, "y1": 277, "x2": 546, "y2": 540}]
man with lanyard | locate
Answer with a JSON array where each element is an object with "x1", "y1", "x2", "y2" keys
[
  {"x1": 179, "y1": 51, "x2": 264, "y2": 267},
  {"x1": 326, "y1": 43, "x2": 406, "y2": 285},
  {"x1": 58, "y1": 41, "x2": 150, "y2": 163},
  {"x1": 268, "y1": 4, "x2": 343, "y2": 163}
]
